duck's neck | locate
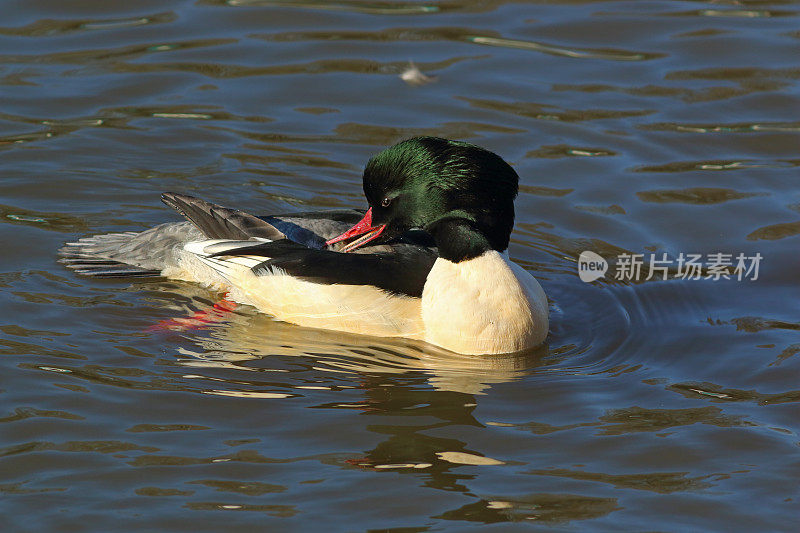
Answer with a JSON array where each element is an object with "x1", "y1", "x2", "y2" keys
[{"x1": 427, "y1": 219, "x2": 498, "y2": 263}]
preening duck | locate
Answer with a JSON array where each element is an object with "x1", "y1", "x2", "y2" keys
[{"x1": 60, "y1": 137, "x2": 549, "y2": 355}]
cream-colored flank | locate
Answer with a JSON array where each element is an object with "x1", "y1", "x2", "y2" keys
[
  {"x1": 170, "y1": 241, "x2": 548, "y2": 355},
  {"x1": 173, "y1": 240, "x2": 425, "y2": 339}
]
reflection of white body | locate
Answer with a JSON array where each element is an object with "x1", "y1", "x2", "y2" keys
[
  {"x1": 179, "y1": 241, "x2": 549, "y2": 356},
  {"x1": 170, "y1": 291, "x2": 546, "y2": 396}
]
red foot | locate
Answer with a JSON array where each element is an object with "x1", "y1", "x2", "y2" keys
[{"x1": 146, "y1": 296, "x2": 238, "y2": 332}]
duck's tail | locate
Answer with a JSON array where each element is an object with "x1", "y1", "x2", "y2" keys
[
  {"x1": 59, "y1": 232, "x2": 164, "y2": 278},
  {"x1": 59, "y1": 220, "x2": 206, "y2": 278},
  {"x1": 59, "y1": 193, "x2": 285, "y2": 279}
]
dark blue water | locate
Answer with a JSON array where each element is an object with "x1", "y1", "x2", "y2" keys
[{"x1": 1, "y1": 1, "x2": 799, "y2": 530}]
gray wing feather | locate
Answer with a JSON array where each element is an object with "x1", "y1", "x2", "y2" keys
[
  {"x1": 261, "y1": 210, "x2": 364, "y2": 249},
  {"x1": 161, "y1": 192, "x2": 286, "y2": 241}
]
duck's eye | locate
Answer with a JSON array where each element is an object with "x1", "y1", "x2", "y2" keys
[{"x1": 381, "y1": 197, "x2": 391, "y2": 207}]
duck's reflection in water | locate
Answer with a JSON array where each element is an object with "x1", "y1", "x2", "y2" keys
[
  {"x1": 147, "y1": 291, "x2": 625, "y2": 524},
  {"x1": 169, "y1": 296, "x2": 551, "y2": 395}
]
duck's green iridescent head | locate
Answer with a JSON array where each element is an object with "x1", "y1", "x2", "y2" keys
[
  {"x1": 327, "y1": 137, "x2": 520, "y2": 262},
  {"x1": 364, "y1": 136, "x2": 519, "y2": 260}
]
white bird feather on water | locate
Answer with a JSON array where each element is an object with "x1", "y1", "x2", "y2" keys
[{"x1": 400, "y1": 61, "x2": 437, "y2": 86}]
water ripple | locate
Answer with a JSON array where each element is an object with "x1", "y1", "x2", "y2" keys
[
  {"x1": 460, "y1": 96, "x2": 653, "y2": 122},
  {"x1": 216, "y1": 0, "x2": 439, "y2": 15},
  {"x1": 636, "y1": 188, "x2": 765, "y2": 205},
  {"x1": 0, "y1": 12, "x2": 177, "y2": 37},
  {"x1": 467, "y1": 35, "x2": 664, "y2": 61},
  {"x1": 641, "y1": 121, "x2": 800, "y2": 133},
  {"x1": 665, "y1": 8, "x2": 798, "y2": 18},
  {"x1": 635, "y1": 160, "x2": 799, "y2": 172},
  {"x1": 258, "y1": 27, "x2": 663, "y2": 61},
  {"x1": 0, "y1": 38, "x2": 237, "y2": 65}
]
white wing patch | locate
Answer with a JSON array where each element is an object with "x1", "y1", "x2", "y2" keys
[{"x1": 183, "y1": 239, "x2": 269, "y2": 273}]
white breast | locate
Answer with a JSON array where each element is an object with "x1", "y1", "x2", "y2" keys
[{"x1": 421, "y1": 251, "x2": 549, "y2": 355}]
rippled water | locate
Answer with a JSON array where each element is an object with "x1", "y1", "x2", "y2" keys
[{"x1": 2, "y1": 0, "x2": 799, "y2": 530}]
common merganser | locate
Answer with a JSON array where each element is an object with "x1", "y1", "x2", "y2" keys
[{"x1": 59, "y1": 137, "x2": 549, "y2": 355}]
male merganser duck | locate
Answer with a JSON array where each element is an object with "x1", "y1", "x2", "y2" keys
[{"x1": 60, "y1": 137, "x2": 549, "y2": 354}]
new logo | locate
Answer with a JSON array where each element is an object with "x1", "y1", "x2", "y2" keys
[{"x1": 578, "y1": 251, "x2": 608, "y2": 282}]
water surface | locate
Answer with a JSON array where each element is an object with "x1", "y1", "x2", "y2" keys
[{"x1": 1, "y1": 0, "x2": 799, "y2": 530}]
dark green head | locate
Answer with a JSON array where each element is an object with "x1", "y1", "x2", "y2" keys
[{"x1": 362, "y1": 136, "x2": 519, "y2": 261}]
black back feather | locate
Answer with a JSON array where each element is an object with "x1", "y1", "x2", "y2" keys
[{"x1": 211, "y1": 239, "x2": 436, "y2": 298}]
